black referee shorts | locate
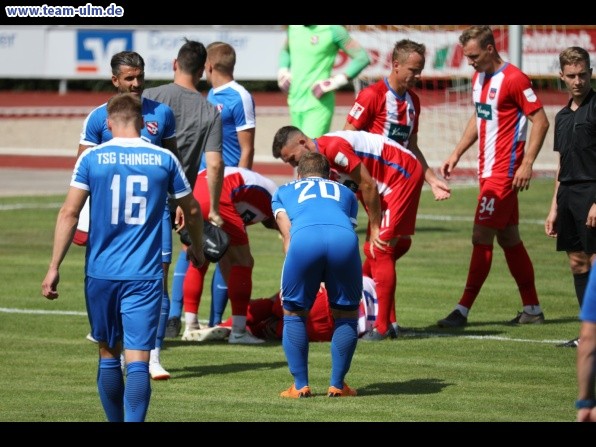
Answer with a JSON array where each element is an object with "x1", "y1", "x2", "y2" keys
[{"x1": 556, "y1": 182, "x2": 596, "y2": 253}]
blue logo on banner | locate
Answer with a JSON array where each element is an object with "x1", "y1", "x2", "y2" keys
[{"x1": 76, "y1": 30, "x2": 133, "y2": 73}]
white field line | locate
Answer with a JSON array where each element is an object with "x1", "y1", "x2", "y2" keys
[
  {"x1": 0, "y1": 202, "x2": 63, "y2": 211},
  {"x1": 0, "y1": 200, "x2": 546, "y2": 226},
  {"x1": 0, "y1": 306, "x2": 569, "y2": 345}
]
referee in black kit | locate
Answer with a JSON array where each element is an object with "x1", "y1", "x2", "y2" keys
[{"x1": 545, "y1": 46, "x2": 596, "y2": 348}]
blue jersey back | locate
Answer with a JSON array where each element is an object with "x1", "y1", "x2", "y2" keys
[
  {"x1": 80, "y1": 97, "x2": 176, "y2": 146},
  {"x1": 272, "y1": 177, "x2": 358, "y2": 235},
  {"x1": 71, "y1": 137, "x2": 191, "y2": 280},
  {"x1": 200, "y1": 81, "x2": 255, "y2": 169}
]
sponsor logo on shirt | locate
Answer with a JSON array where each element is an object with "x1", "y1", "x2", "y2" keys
[
  {"x1": 388, "y1": 124, "x2": 411, "y2": 144},
  {"x1": 475, "y1": 102, "x2": 492, "y2": 120},
  {"x1": 349, "y1": 102, "x2": 365, "y2": 119}
]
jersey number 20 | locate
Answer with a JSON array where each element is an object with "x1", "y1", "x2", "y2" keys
[{"x1": 296, "y1": 180, "x2": 340, "y2": 203}]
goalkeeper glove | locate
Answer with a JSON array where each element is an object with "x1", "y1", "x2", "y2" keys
[
  {"x1": 311, "y1": 73, "x2": 349, "y2": 99},
  {"x1": 277, "y1": 68, "x2": 291, "y2": 94}
]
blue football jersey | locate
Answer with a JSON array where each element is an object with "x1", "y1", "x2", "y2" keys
[
  {"x1": 71, "y1": 137, "x2": 190, "y2": 280},
  {"x1": 200, "y1": 81, "x2": 255, "y2": 169},
  {"x1": 271, "y1": 176, "x2": 358, "y2": 236},
  {"x1": 80, "y1": 97, "x2": 176, "y2": 147}
]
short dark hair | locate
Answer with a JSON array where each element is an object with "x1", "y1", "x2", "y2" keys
[
  {"x1": 110, "y1": 51, "x2": 144, "y2": 76},
  {"x1": 297, "y1": 151, "x2": 330, "y2": 179},
  {"x1": 177, "y1": 38, "x2": 207, "y2": 74},
  {"x1": 272, "y1": 125, "x2": 303, "y2": 159}
]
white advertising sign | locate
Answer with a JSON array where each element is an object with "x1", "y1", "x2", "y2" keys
[
  {"x1": 0, "y1": 27, "x2": 45, "y2": 76},
  {"x1": 3, "y1": 26, "x2": 596, "y2": 80}
]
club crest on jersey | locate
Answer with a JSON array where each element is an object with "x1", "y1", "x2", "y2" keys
[
  {"x1": 349, "y1": 102, "x2": 365, "y2": 119},
  {"x1": 216, "y1": 103, "x2": 224, "y2": 113},
  {"x1": 489, "y1": 88, "x2": 497, "y2": 100},
  {"x1": 310, "y1": 35, "x2": 319, "y2": 45},
  {"x1": 145, "y1": 121, "x2": 158, "y2": 136},
  {"x1": 408, "y1": 108, "x2": 415, "y2": 120}
]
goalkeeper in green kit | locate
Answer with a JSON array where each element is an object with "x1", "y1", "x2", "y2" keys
[{"x1": 278, "y1": 25, "x2": 370, "y2": 138}]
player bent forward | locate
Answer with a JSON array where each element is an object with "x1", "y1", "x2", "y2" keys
[{"x1": 273, "y1": 151, "x2": 362, "y2": 398}]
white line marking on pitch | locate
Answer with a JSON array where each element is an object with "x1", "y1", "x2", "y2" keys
[
  {"x1": 0, "y1": 201, "x2": 546, "y2": 226},
  {"x1": 0, "y1": 202, "x2": 63, "y2": 211}
]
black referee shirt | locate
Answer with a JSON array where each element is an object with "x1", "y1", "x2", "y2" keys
[{"x1": 554, "y1": 89, "x2": 596, "y2": 182}]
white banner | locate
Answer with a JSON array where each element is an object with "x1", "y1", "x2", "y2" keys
[
  {"x1": 1, "y1": 26, "x2": 595, "y2": 80},
  {"x1": 0, "y1": 28, "x2": 45, "y2": 76}
]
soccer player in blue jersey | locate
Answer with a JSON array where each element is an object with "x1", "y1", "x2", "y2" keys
[
  {"x1": 272, "y1": 151, "x2": 362, "y2": 398},
  {"x1": 76, "y1": 51, "x2": 178, "y2": 380},
  {"x1": 200, "y1": 41, "x2": 257, "y2": 328},
  {"x1": 42, "y1": 94, "x2": 205, "y2": 422}
]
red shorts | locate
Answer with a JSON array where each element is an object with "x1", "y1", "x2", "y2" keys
[
  {"x1": 474, "y1": 177, "x2": 519, "y2": 228},
  {"x1": 193, "y1": 177, "x2": 248, "y2": 246},
  {"x1": 365, "y1": 160, "x2": 424, "y2": 241}
]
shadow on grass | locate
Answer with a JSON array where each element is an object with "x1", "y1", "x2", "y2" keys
[
  {"x1": 357, "y1": 378, "x2": 450, "y2": 396},
  {"x1": 169, "y1": 361, "x2": 288, "y2": 379},
  {"x1": 397, "y1": 327, "x2": 504, "y2": 339}
]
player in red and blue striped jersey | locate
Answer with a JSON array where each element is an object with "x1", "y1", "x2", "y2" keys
[{"x1": 437, "y1": 25, "x2": 549, "y2": 328}]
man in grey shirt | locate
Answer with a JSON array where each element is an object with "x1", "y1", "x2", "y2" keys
[{"x1": 144, "y1": 38, "x2": 225, "y2": 340}]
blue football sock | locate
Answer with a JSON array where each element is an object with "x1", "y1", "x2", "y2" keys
[
  {"x1": 170, "y1": 251, "x2": 188, "y2": 319},
  {"x1": 282, "y1": 315, "x2": 309, "y2": 389},
  {"x1": 97, "y1": 357, "x2": 124, "y2": 422},
  {"x1": 209, "y1": 264, "x2": 229, "y2": 326},
  {"x1": 124, "y1": 361, "x2": 151, "y2": 422},
  {"x1": 155, "y1": 291, "x2": 170, "y2": 349},
  {"x1": 329, "y1": 318, "x2": 358, "y2": 389}
]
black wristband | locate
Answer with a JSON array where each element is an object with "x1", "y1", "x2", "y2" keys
[{"x1": 575, "y1": 399, "x2": 596, "y2": 409}]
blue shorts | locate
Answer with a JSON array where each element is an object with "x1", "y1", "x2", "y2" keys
[
  {"x1": 281, "y1": 225, "x2": 362, "y2": 312},
  {"x1": 85, "y1": 277, "x2": 162, "y2": 350}
]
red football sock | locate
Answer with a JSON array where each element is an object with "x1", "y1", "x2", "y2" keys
[
  {"x1": 503, "y1": 242, "x2": 539, "y2": 306},
  {"x1": 366, "y1": 242, "x2": 396, "y2": 335},
  {"x1": 228, "y1": 265, "x2": 252, "y2": 317},
  {"x1": 182, "y1": 263, "x2": 208, "y2": 314},
  {"x1": 389, "y1": 237, "x2": 412, "y2": 323},
  {"x1": 459, "y1": 244, "x2": 493, "y2": 309}
]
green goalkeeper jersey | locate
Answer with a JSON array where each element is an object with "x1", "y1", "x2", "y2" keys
[{"x1": 280, "y1": 25, "x2": 369, "y2": 113}]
